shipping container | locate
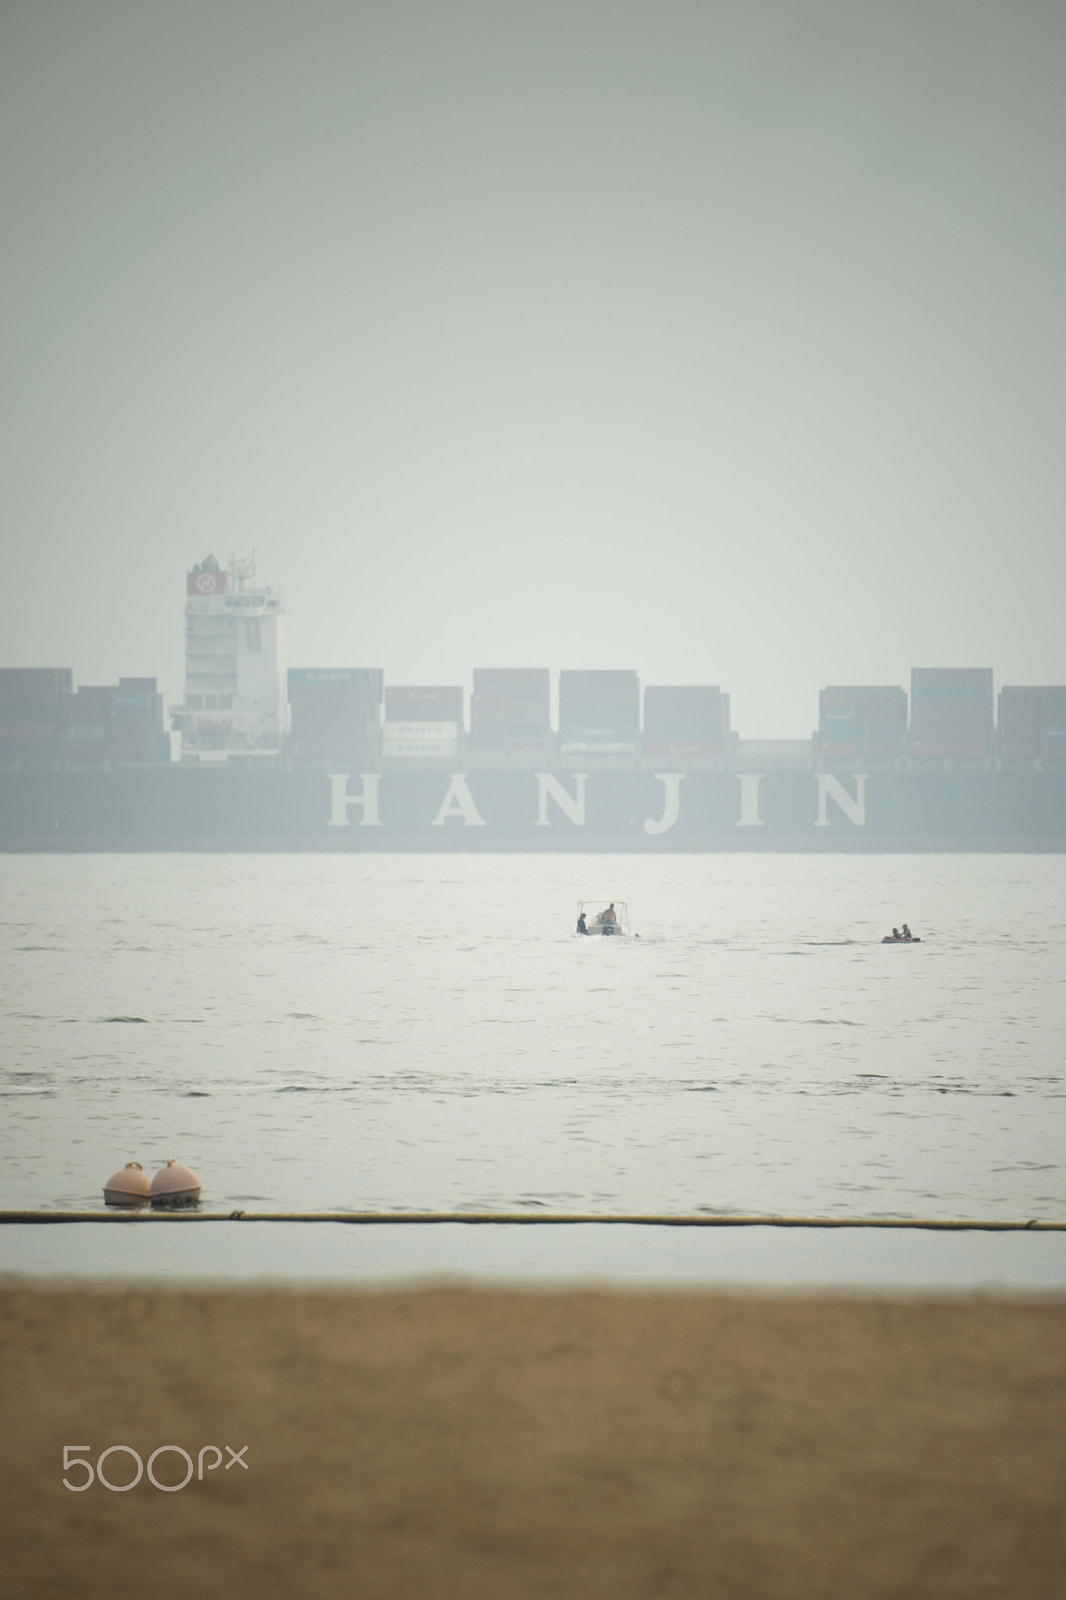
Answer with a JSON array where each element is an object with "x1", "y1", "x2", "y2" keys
[
  {"x1": 910, "y1": 740, "x2": 988, "y2": 759},
  {"x1": 643, "y1": 738, "x2": 722, "y2": 758},
  {"x1": 644, "y1": 686, "x2": 726, "y2": 726},
  {"x1": 819, "y1": 689, "x2": 907, "y2": 754},
  {"x1": 0, "y1": 667, "x2": 73, "y2": 703},
  {"x1": 382, "y1": 740, "x2": 458, "y2": 760},
  {"x1": 639, "y1": 719, "x2": 721, "y2": 740},
  {"x1": 502, "y1": 700, "x2": 551, "y2": 721},
  {"x1": 997, "y1": 687, "x2": 1041, "y2": 758},
  {"x1": 820, "y1": 689, "x2": 862, "y2": 713},
  {"x1": 559, "y1": 740, "x2": 638, "y2": 755},
  {"x1": 0, "y1": 721, "x2": 56, "y2": 740},
  {"x1": 472, "y1": 668, "x2": 549, "y2": 692},
  {"x1": 470, "y1": 691, "x2": 508, "y2": 715},
  {"x1": 911, "y1": 668, "x2": 993, "y2": 705},
  {"x1": 560, "y1": 671, "x2": 639, "y2": 720},
  {"x1": 818, "y1": 741, "x2": 860, "y2": 759},
  {"x1": 0, "y1": 705, "x2": 63, "y2": 724},
  {"x1": 864, "y1": 741, "x2": 904, "y2": 764},
  {"x1": 289, "y1": 667, "x2": 383, "y2": 699},
  {"x1": 386, "y1": 687, "x2": 464, "y2": 725},
  {"x1": 383, "y1": 720, "x2": 458, "y2": 743},
  {"x1": 911, "y1": 710, "x2": 989, "y2": 729}
]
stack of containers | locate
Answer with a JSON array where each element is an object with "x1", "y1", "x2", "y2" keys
[
  {"x1": 108, "y1": 679, "x2": 167, "y2": 763},
  {"x1": 0, "y1": 668, "x2": 72, "y2": 767},
  {"x1": 999, "y1": 686, "x2": 1066, "y2": 763},
  {"x1": 1040, "y1": 688, "x2": 1066, "y2": 763},
  {"x1": 469, "y1": 669, "x2": 551, "y2": 768},
  {"x1": 861, "y1": 686, "x2": 908, "y2": 764},
  {"x1": 909, "y1": 668, "x2": 993, "y2": 761},
  {"x1": 643, "y1": 687, "x2": 729, "y2": 765},
  {"x1": 817, "y1": 687, "x2": 861, "y2": 759},
  {"x1": 383, "y1": 686, "x2": 463, "y2": 766},
  {"x1": 817, "y1": 686, "x2": 907, "y2": 764},
  {"x1": 67, "y1": 685, "x2": 114, "y2": 765},
  {"x1": 997, "y1": 686, "x2": 1042, "y2": 762},
  {"x1": 288, "y1": 669, "x2": 383, "y2": 767},
  {"x1": 558, "y1": 670, "x2": 640, "y2": 759}
]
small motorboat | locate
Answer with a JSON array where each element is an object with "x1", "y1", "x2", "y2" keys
[
  {"x1": 575, "y1": 899, "x2": 630, "y2": 936},
  {"x1": 881, "y1": 934, "x2": 922, "y2": 943}
]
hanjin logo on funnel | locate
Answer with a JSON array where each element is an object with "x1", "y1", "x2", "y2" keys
[{"x1": 187, "y1": 570, "x2": 228, "y2": 595}]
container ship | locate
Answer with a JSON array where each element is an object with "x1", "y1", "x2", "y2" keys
[{"x1": 1, "y1": 557, "x2": 1064, "y2": 852}]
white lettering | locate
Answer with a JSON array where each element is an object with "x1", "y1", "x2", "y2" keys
[
  {"x1": 814, "y1": 772, "x2": 867, "y2": 827},
  {"x1": 430, "y1": 775, "x2": 486, "y2": 827},
  {"x1": 328, "y1": 773, "x2": 382, "y2": 827},
  {"x1": 644, "y1": 773, "x2": 684, "y2": 835},
  {"x1": 534, "y1": 774, "x2": 587, "y2": 827},
  {"x1": 735, "y1": 773, "x2": 765, "y2": 827}
]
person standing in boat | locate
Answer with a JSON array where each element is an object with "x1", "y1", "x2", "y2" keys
[{"x1": 603, "y1": 903, "x2": 618, "y2": 934}]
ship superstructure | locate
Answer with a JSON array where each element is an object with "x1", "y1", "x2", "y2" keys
[{"x1": 171, "y1": 554, "x2": 287, "y2": 764}]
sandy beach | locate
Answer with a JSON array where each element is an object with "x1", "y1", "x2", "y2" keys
[{"x1": 2, "y1": 1283, "x2": 1064, "y2": 1598}]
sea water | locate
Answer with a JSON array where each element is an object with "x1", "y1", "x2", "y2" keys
[{"x1": 2, "y1": 852, "x2": 1064, "y2": 1287}]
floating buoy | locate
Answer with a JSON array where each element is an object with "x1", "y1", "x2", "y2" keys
[
  {"x1": 103, "y1": 1161, "x2": 151, "y2": 1207},
  {"x1": 150, "y1": 1158, "x2": 201, "y2": 1207}
]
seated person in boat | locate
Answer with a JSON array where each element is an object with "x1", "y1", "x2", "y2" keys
[{"x1": 576, "y1": 911, "x2": 588, "y2": 935}]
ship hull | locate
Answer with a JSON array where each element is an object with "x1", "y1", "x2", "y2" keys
[{"x1": 1, "y1": 768, "x2": 1064, "y2": 851}]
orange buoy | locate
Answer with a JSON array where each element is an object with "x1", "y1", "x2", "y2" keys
[
  {"x1": 150, "y1": 1158, "x2": 201, "y2": 1206},
  {"x1": 103, "y1": 1161, "x2": 151, "y2": 1207}
]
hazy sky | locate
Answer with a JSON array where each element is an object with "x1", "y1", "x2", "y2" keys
[{"x1": 3, "y1": 0, "x2": 1064, "y2": 736}]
